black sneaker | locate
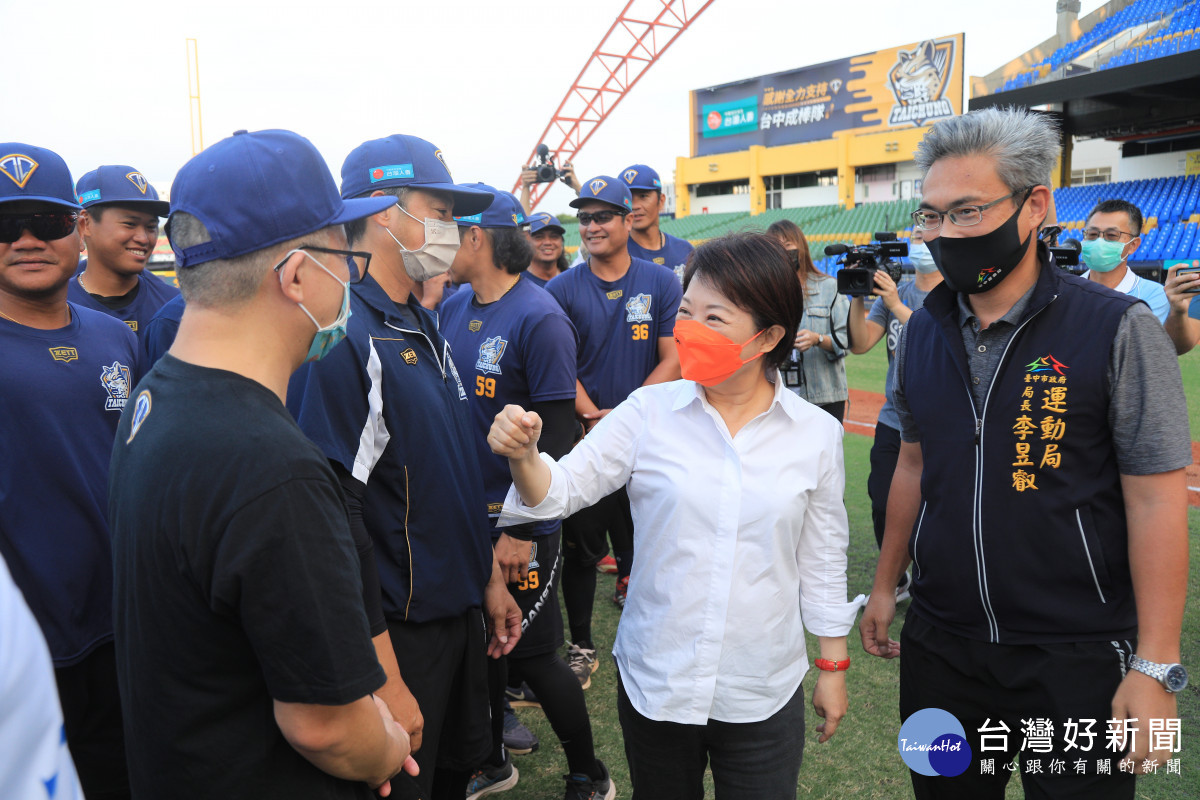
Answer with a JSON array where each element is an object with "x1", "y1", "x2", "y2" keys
[
  {"x1": 505, "y1": 681, "x2": 541, "y2": 709},
  {"x1": 502, "y1": 700, "x2": 539, "y2": 755},
  {"x1": 563, "y1": 758, "x2": 616, "y2": 800},
  {"x1": 466, "y1": 752, "x2": 519, "y2": 798}
]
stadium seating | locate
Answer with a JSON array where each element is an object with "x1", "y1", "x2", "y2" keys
[{"x1": 998, "y1": 0, "x2": 1200, "y2": 92}]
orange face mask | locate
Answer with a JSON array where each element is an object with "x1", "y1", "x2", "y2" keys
[{"x1": 673, "y1": 319, "x2": 766, "y2": 387}]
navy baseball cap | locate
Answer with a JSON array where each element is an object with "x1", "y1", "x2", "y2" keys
[
  {"x1": 569, "y1": 175, "x2": 633, "y2": 212},
  {"x1": 527, "y1": 211, "x2": 565, "y2": 235},
  {"x1": 340, "y1": 134, "x2": 494, "y2": 217},
  {"x1": 619, "y1": 164, "x2": 662, "y2": 192},
  {"x1": 76, "y1": 165, "x2": 170, "y2": 216},
  {"x1": 168, "y1": 129, "x2": 396, "y2": 268},
  {"x1": 454, "y1": 183, "x2": 525, "y2": 228},
  {"x1": 0, "y1": 144, "x2": 80, "y2": 210}
]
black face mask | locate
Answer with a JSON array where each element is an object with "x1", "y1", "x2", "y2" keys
[{"x1": 926, "y1": 195, "x2": 1034, "y2": 294}]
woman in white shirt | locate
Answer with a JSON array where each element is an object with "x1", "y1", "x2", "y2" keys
[{"x1": 490, "y1": 233, "x2": 859, "y2": 800}]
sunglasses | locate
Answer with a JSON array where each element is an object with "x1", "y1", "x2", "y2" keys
[
  {"x1": 0, "y1": 213, "x2": 78, "y2": 244},
  {"x1": 577, "y1": 210, "x2": 626, "y2": 226}
]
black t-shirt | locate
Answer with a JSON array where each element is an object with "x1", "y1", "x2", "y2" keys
[{"x1": 109, "y1": 356, "x2": 385, "y2": 800}]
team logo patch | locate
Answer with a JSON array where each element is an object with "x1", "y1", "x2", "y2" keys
[
  {"x1": 369, "y1": 163, "x2": 415, "y2": 183},
  {"x1": 49, "y1": 346, "x2": 78, "y2": 363},
  {"x1": 476, "y1": 335, "x2": 507, "y2": 375},
  {"x1": 100, "y1": 360, "x2": 132, "y2": 411},
  {"x1": 125, "y1": 320, "x2": 138, "y2": 332},
  {"x1": 126, "y1": 390, "x2": 152, "y2": 444},
  {"x1": 588, "y1": 178, "x2": 607, "y2": 195},
  {"x1": 653, "y1": 257, "x2": 665, "y2": 265},
  {"x1": 468, "y1": 320, "x2": 483, "y2": 332},
  {"x1": 126, "y1": 171, "x2": 149, "y2": 194},
  {"x1": 622, "y1": 169, "x2": 638, "y2": 184},
  {"x1": 1026, "y1": 354, "x2": 1069, "y2": 375},
  {"x1": 528, "y1": 540, "x2": 540, "y2": 571},
  {"x1": 887, "y1": 38, "x2": 957, "y2": 127},
  {"x1": 0, "y1": 154, "x2": 38, "y2": 188},
  {"x1": 488, "y1": 502, "x2": 504, "y2": 515},
  {"x1": 401, "y1": 348, "x2": 418, "y2": 365},
  {"x1": 606, "y1": 289, "x2": 624, "y2": 300},
  {"x1": 77, "y1": 189, "x2": 102, "y2": 204},
  {"x1": 625, "y1": 293, "x2": 652, "y2": 323}
]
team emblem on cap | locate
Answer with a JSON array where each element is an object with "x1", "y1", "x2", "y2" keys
[
  {"x1": 49, "y1": 346, "x2": 78, "y2": 363},
  {"x1": 100, "y1": 361, "x2": 133, "y2": 411},
  {"x1": 0, "y1": 154, "x2": 38, "y2": 188},
  {"x1": 622, "y1": 169, "x2": 638, "y2": 184},
  {"x1": 126, "y1": 172, "x2": 149, "y2": 195},
  {"x1": 589, "y1": 179, "x2": 607, "y2": 195},
  {"x1": 476, "y1": 336, "x2": 508, "y2": 375}
]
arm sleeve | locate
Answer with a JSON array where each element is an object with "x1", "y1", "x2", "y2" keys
[
  {"x1": 208, "y1": 478, "x2": 385, "y2": 705},
  {"x1": 331, "y1": 461, "x2": 387, "y2": 637},
  {"x1": 893, "y1": 323, "x2": 921, "y2": 443},
  {"x1": 655, "y1": 271, "x2": 684, "y2": 339},
  {"x1": 498, "y1": 391, "x2": 644, "y2": 525},
  {"x1": 1107, "y1": 303, "x2": 1192, "y2": 475},
  {"x1": 796, "y1": 423, "x2": 861, "y2": 636}
]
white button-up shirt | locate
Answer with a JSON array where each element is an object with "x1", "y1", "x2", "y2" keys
[{"x1": 499, "y1": 377, "x2": 860, "y2": 725}]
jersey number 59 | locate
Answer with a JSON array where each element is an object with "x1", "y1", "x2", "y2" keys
[{"x1": 476, "y1": 376, "x2": 496, "y2": 398}]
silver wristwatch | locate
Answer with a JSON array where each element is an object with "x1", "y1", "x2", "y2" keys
[{"x1": 1128, "y1": 655, "x2": 1189, "y2": 693}]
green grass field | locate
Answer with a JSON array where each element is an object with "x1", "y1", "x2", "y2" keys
[{"x1": 498, "y1": 343, "x2": 1200, "y2": 799}]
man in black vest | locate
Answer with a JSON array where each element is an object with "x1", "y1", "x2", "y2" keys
[{"x1": 860, "y1": 107, "x2": 1190, "y2": 799}]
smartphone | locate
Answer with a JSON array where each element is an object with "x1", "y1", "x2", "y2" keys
[{"x1": 1179, "y1": 265, "x2": 1200, "y2": 293}]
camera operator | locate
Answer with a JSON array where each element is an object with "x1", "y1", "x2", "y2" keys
[
  {"x1": 1163, "y1": 261, "x2": 1200, "y2": 354},
  {"x1": 519, "y1": 146, "x2": 582, "y2": 215},
  {"x1": 845, "y1": 228, "x2": 942, "y2": 601},
  {"x1": 767, "y1": 220, "x2": 849, "y2": 422}
]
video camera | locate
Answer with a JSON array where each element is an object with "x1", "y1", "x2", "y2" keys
[
  {"x1": 827, "y1": 232, "x2": 908, "y2": 297},
  {"x1": 529, "y1": 144, "x2": 568, "y2": 184},
  {"x1": 1039, "y1": 225, "x2": 1082, "y2": 272}
]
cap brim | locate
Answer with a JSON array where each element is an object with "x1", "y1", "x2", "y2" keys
[
  {"x1": 331, "y1": 194, "x2": 399, "y2": 225},
  {"x1": 86, "y1": 199, "x2": 172, "y2": 217},
  {"x1": 0, "y1": 195, "x2": 81, "y2": 211},
  {"x1": 568, "y1": 196, "x2": 626, "y2": 211},
  {"x1": 422, "y1": 183, "x2": 494, "y2": 217}
]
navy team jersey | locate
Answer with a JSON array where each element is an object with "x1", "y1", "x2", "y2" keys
[
  {"x1": 67, "y1": 261, "x2": 180, "y2": 340},
  {"x1": 626, "y1": 233, "x2": 694, "y2": 283},
  {"x1": 291, "y1": 274, "x2": 492, "y2": 624},
  {"x1": 441, "y1": 278, "x2": 577, "y2": 536},
  {"x1": 142, "y1": 293, "x2": 185, "y2": 365},
  {"x1": 0, "y1": 304, "x2": 140, "y2": 666},
  {"x1": 546, "y1": 257, "x2": 682, "y2": 410}
]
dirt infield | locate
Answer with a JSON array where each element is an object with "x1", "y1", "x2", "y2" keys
[{"x1": 844, "y1": 388, "x2": 1200, "y2": 508}]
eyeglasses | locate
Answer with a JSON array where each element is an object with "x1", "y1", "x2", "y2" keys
[
  {"x1": 1082, "y1": 227, "x2": 1135, "y2": 242},
  {"x1": 0, "y1": 212, "x2": 78, "y2": 244},
  {"x1": 273, "y1": 244, "x2": 373, "y2": 284},
  {"x1": 910, "y1": 187, "x2": 1034, "y2": 231},
  {"x1": 577, "y1": 210, "x2": 626, "y2": 227}
]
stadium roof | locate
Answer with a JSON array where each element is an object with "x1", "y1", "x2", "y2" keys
[{"x1": 971, "y1": 40, "x2": 1200, "y2": 141}]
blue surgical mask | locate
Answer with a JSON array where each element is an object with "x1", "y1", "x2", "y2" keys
[
  {"x1": 909, "y1": 242, "x2": 938, "y2": 274},
  {"x1": 1080, "y1": 238, "x2": 1128, "y2": 273},
  {"x1": 283, "y1": 250, "x2": 353, "y2": 361}
]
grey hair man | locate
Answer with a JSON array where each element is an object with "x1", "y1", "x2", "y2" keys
[
  {"x1": 109, "y1": 129, "x2": 417, "y2": 799},
  {"x1": 860, "y1": 108, "x2": 1190, "y2": 799}
]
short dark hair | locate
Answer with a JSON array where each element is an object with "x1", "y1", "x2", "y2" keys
[
  {"x1": 1086, "y1": 198, "x2": 1144, "y2": 236},
  {"x1": 484, "y1": 227, "x2": 533, "y2": 275},
  {"x1": 344, "y1": 186, "x2": 411, "y2": 245},
  {"x1": 683, "y1": 233, "x2": 803, "y2": 373}
]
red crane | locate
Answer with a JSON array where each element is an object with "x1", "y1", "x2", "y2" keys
[{"x1": 513, "y1": 0, "x2": 717, "y2": 211}]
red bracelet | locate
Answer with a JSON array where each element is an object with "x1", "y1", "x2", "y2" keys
[{"x1": 814, "y1": 657, "x2": 851, "y2": 672}]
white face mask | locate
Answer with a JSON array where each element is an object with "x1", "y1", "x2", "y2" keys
[
  {"x1": 909, "y1": 242, "x2": 939, "y2": 274},
  {"x1": 383, "y1": 203, "x2": 461, "y2": 282}
]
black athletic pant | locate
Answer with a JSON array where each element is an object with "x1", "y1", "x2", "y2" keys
[
  {"x1": 900, "y1": 613, "x2": 1137, "y2": 800},
  {"x1": 487, "y1": 651, "x2": 601, "y2": 778},
  {"x1": 562, "y1": 487, "x2": 633, "y2": 646},
  {"x1": 56, "y1": 642, "x2": 130, "y2": 800}
]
